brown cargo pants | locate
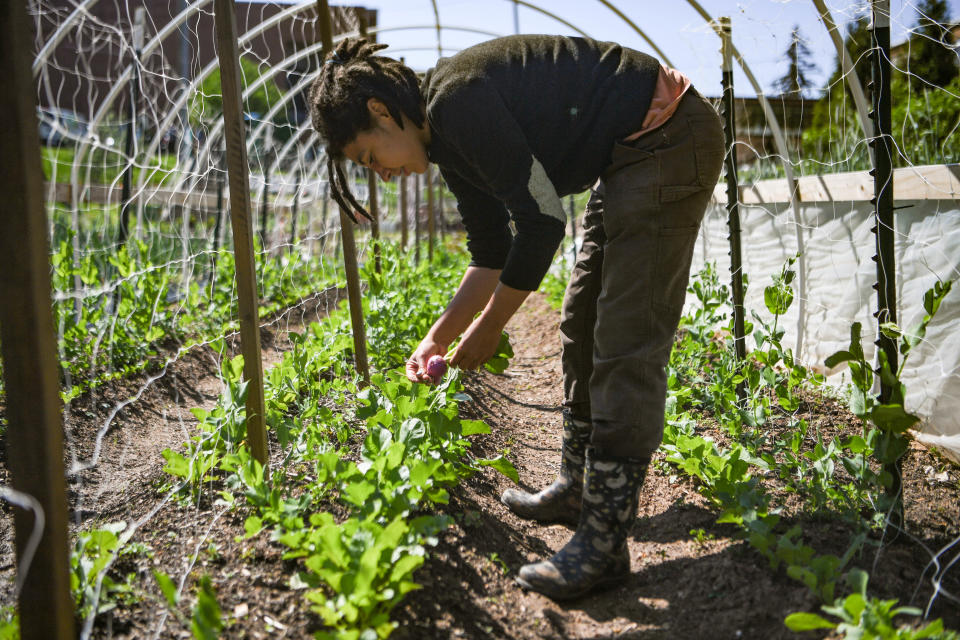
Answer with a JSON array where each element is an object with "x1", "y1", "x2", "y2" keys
[{"x1": 559, "y1": 89, "x2": 725, "y2": 460}]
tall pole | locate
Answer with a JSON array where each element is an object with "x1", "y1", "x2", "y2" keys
[
  {"x1": 426, "y1": 165, "x2": 435, "y2": 262},
  {"x1": 719, "y1": 17, "x2": 747, "y2": 386},
  {"x1": 870, "y1": 0, "x2": 901, "y2": 524},
  {"x1": 288, "y1": 165, "x2": 301, "y2": 251},
  {"x1": 358, "y1": 9, "x2": 381, "y2": 273},
  {"x1": 399, "y1": 174, "x2": 409, "y2": 249},
  {"x1": 414, "y1": 172, "x2": 421, "y2": 264},
  {"x1": 213, "y1": 0, "x2": 270, "y2": 471},
  {"x1": 0, "y1": 2, "x2": 74, "y2": 637},
  {"x1": 316, "y1": 0, "x2": 370, "y2": 385},
  {"x1": 399, "y1": 58, "x2": 409, "y2": 251},
  {"x1": 259, "y1": 142, "x2": 271, "y2": 255},
  {"x1": 437, "y1": 174, "x2": 445, "y2": 241},
  {"x1": 118, "y1": 7, "x2": 144, "y2": 248}
]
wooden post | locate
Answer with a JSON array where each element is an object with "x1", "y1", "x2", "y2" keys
[
  {"x1": 259, "y1": 156, "x2": 270, "y2": 254},
  {"x1": 288, "y1": 166, "x2": 300, "y2": 251},
  {"x1": 426, "y1": 165, "x2": 435, "y2": 262},
  {"x1": 213, "y1": 0, "x2": 269, "y2": 470},
  {"x1": 368, "y1": 168, "x2": 381, "y2": 272},
  {"x1": 117, "y1": 7, "x2": 144, "y2": 248},
  {"x1": 719, "y1": 17, "x2": 747, "y2": 399},
  {"x1": 399, "y1": 174, "x2": 408, "y2": 249},
  {"x1": 437, "y1": 175, "x2": 446, "y2": 241},
  {"x1": 414, "y1": 173, "x2": 421, "y2": 264},
  {"x1": 0, "y1": 2, "x2": 75, "y2": 638},
  {"x1": 357, "y1": 9, "x2": 382, "y2": 274},
  {"x1": 317, "y1": 0, "x2": 370, "y2": 385}
]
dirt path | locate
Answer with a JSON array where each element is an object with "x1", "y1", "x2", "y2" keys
[{"x1": 394, "y1": 292, "x2": 959, "y2": 640}]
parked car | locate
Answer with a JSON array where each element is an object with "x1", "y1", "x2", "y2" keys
[{"x1": 37, "y1": 107, "x2": 89, "y2": 147}]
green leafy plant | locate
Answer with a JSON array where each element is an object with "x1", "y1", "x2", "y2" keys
[{"x1": 785, "y1": 569, "x2": 956, "y2": 639}]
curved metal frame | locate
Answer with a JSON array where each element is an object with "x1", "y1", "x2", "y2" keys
[{"x1": 38, "y1": 0, "x2": 884, "y2": 354}]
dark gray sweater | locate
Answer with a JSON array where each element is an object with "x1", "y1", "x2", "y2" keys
[{"x1": 422, "y1": 34, "x2": 660, "y2": 291}]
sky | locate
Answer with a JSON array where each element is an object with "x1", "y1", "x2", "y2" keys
[{"x1": 314, "y1": 0, "x2": 960, "y2": 97}]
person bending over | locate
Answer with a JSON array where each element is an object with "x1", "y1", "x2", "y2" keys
[{"x1": 309, "y1": 34, "x2": 724, "y2": 600}]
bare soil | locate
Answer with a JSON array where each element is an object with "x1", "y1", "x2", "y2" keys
[{"x1": 1, "y1": 291, "x2": 958, "y2": 639}]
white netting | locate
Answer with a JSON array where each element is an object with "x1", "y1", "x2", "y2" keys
[{"x1": 0, "y1": 0, "x2": 958, "y2": 633}]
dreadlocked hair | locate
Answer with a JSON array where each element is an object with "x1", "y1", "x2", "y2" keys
[{"x1": 309, "y1": 37, "x2": 424, "y2": 224}]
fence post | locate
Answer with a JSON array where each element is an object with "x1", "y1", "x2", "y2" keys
[
  {"x1": 0, "y1": 2, "x2": 75, "y2": 638},
  {"x1": 437, "y1": 175, "x2": 446, "y2": 241},
  {"x1": 426, "y1": 165, "x2": 435, "y2": 262},
  {"x1": 288, "y1": 165, "x2": 301, "y2": 251},
  {"x1": 357, "y1": 9, "x2": 382, "y2": 273},
  {"x1": 414, "y1": 173, "x2": 421, "y2": 264},
  {"x1": 719, "y1": 17, "x2": 747, "y2": 393},
  {"x1": 259, "y1": 146, "x2": 271, "y2": 254},
  {"x1": 316, "y1": 0, "x2": 370, "y2": 385},
  {"x1": 213, "y1": 0, "x2": 270, "y2": 471},
  {"x1": 118, "y1": 7, "x2": 144, "y2": 248},
  {"x1": 869, "y1": 0, "x2": 901, "y2": 524},
  {"x1": 212, "y1": 150, "x2": 225, "y2": 254},
  {"x1": 399, "y1": 173, "x2": 408, "y2": 249}
]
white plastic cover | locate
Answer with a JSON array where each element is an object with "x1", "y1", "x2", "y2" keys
[{"x1": 689, "y1": 198, "x2": 960, "y2": 462}]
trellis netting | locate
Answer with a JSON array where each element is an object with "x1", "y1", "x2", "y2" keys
[{"x1": 12, "y1": 0, "x2": 960, "y2": 466}]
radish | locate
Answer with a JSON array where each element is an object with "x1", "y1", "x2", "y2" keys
[{"x1": 426, "y1": 355, "x2": 447, "y2": 380}]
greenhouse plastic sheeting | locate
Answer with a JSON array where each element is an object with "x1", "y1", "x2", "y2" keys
[{"x1": 689, "y1": 198, "x2": 960, "y2": 463}]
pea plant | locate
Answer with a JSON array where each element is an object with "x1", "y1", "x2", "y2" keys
[
  {"x1": 636, "y1": 259, "x2": 954, "y2": 637},
  {"x1": 157, "y1": 246, "x2": 518, "y2": 638}
]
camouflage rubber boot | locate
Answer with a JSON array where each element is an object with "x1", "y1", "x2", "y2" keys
[
  {"x1": 515, "y1": 448, "x2": 647, "y2": 600},
  {"x1": 500, "y1": 410, "x2": 591, "y2": 527}
]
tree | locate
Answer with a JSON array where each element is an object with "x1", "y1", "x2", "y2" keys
[
  {"x1": 773, "y1": 25, "x2": 819, "y2": 97},
  {"x1": 905, "y1": 0, "x2": 958, "y2": 90},
  {"x1": 801, "y1": 4, "x2": 960, "y2": 172}
]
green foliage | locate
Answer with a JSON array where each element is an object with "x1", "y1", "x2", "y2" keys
[
  {"x1": 660, "y1": 260, "x2": 955, "y2": 636},
  {"x1": 70, "y1": 522, "x2": 140, "y2": 619},
  {"x1": 800, "y1": 5, "x2": 959, "y2": 171},
  {"x1": 191, "y1": 575, "x2": 224, "y2": 640},
  {"x1": 825, "y1": 279, "x2": 953, "y2": 495},
  {"x1": 43, "y1": 220, "x2": 340, "y2": 403},
  {"x1": 772, "y1": 25, "x2": 819, "y2": 97},
  {"x1": 0, "y1": 608, "x2": 18, "y2": 640},
  {"x1": 156, "y1": 245, "x2": 517, "y2": 638},
  {"x1": 190, "y1": 55, "x2": 294, "y2": 145},
  {"x1": 785, "y1": 569, "x2": 958, "y2": 639}
]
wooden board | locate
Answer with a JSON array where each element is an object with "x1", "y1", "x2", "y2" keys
[{"x1": 713, "y1": 163, "x2": 960, "y2": 204}]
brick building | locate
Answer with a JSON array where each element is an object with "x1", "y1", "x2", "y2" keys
[{"x1": 33, "y1": 1, "x2": 374, "y2": 125}]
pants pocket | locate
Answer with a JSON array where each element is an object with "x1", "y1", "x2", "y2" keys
[{"x1": 654, "y1": 225, "x2": 700, "y2": 312}]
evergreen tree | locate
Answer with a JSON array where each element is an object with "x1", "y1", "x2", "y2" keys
[
  {"x1": 906, "y1": 0, "x2": 957, "y2": 89},
  {"x1": 773, "y1": 25, "x2": 819, "y2": 96},
  {"x1": 828, "y1": 14, "x2": 872, "y2": 92}
]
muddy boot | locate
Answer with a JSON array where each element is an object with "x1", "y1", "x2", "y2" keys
[
  {"x1": 500, "y1": 410, "x2": 591, "y2": 527},
  {"x1": 515, "y1": 448, "x2": 647, "y2": 600}
]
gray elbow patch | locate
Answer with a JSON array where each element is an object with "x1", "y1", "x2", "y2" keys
[{"x1": 527, "y1": 157, "x2": 566, "y2": 223}]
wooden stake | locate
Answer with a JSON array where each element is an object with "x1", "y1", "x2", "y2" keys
[
  {"x1": 400, "y1": 174, "x2": 408, "y2": 249},
  {"x1": 316, "y1": 0, "x2": 370, "y2": 385},
  {"x1": 213, "y1": 0, "x2": 269, "y2": 471},
  {"x1": 426, "y1": 165, "x2": 435, "y2": 262},
  {"x1": 357, "y1": 9, "x2": 381, "y2": 274},
  {"x1": 0, "y1": 2, "x2": 74, "y2": 638}
]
